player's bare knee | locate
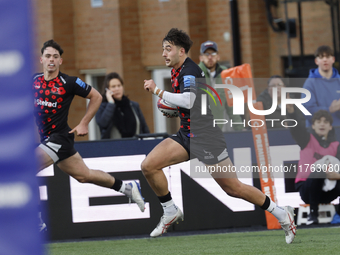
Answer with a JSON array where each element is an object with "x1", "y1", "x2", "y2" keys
[
  {"x1": 141, "y1": 159, "x2": 150, "y2": 176},
  {"x1": 226, "y1": 189, "x2": 242, "y2": 198},
  {"x1": 73, "y1": 171, "x2": 91, "y2": 184},
  {"x1": 74, "y1": 175, "x2": 88, "y2": 183},
  {"x1": 141, "y1": 159, "x2": 156, "y2": 177},
  {"x1": 220, "y1": 183, "x2": 243, "y2": 198}
]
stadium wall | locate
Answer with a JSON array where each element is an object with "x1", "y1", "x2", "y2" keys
[{"x1": 31, "y1": 0, "x2": 334, "y2": 140}]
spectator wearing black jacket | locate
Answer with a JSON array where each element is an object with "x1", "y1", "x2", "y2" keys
[{"x1": 96, "y1": 72, "x2": 149, "y2": 139}]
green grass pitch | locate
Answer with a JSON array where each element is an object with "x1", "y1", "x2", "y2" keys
[{"x1": 48, "y1": 226, "x2": 340, "y2": 255}]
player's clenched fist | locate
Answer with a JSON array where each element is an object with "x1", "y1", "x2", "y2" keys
[{"x1": 144, "y1": 79, "x2": 156, "y2": 93}]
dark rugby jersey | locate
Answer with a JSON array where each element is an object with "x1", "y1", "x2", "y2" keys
[
  {"x1": 171, "y1": 57, "x2": 214, "y2": 136},
  {"x1": 33, "y1": 72, "x2": 91, "y2": 139}
]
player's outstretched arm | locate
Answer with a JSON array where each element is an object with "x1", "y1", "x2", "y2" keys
[{"x1": 69, "y1": 87, "x2": 102, "y2": 136}]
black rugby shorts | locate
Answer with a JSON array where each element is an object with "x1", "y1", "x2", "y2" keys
[
  {"x1": 38, "y1": 132, "x2": 77, "y2": 163},
  {"x1": 169, "y1": 127, "x2": 229, "y2": 165}
]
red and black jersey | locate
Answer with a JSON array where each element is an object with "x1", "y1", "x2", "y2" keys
[
  {"x1": 33, "y1": 72, "x2": 91, "y2": 139},
  {"x1": 171, "y1": 57, "x2": 214, "y2": 137}
]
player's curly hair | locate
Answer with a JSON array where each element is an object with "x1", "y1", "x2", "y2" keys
[
  {"x1": 311, "y1": 110, "x2": 333, "y2": 125},
  {"x1": 163, "y1": 28, "x2": 193, "y2": 53},
  {"x1": 41, "y1": 39, "x2": 64, "y2": 56}
]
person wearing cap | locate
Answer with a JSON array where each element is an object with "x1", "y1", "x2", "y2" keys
[{"x1": 198, "y1": 41, "x2": 243, "y2": 131}]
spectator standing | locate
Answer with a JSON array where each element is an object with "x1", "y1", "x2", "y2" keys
[
  {"x1": 302, "y1": 45, "x2": 340, "y2": 127},
  {"x1": 198, "y1": 41, "x2": 243, "y2": 131},
  {"x1": 96, "y1": 72, "x2": 149, "y2": 139}
]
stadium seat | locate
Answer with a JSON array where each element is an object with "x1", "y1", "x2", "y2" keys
[{"x1": 297, "y1": 204, "x2": 336, "y2": 225}]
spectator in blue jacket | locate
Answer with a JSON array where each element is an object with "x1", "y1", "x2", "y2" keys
[
  {"x1": 302, "y1": 45, "x2": 340, "y2": 127},
  {"x1": 96, "y1": 72, "x2": 149, "y2": 139}
]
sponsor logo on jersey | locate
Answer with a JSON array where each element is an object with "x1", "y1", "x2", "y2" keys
[
  {"x1": 183, "y1": 75, "x2": 195, "y2": 88},
  {"x1": 76, "y1": 78, "x2": 86, "y2": 88},
  {"x1": 36, "y1": 99, "x2": 58, "y2": 108}
]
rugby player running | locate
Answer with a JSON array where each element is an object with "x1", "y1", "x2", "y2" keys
[
  {"x1": 142, "y1": 28, "x2": 296, "y2": 243},
  {"x1": 34, "y1": 40, "x2": 145, "y2": 231}
]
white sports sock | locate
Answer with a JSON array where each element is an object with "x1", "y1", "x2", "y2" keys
[
  {"x1": 161, "y1": 199, "x2": 178, "y2": 216},
  {"x1": 267, "y1": 199, "x2": 287, "y2": 222}
]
